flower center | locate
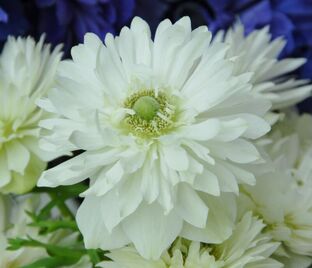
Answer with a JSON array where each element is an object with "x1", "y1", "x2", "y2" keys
[
  {"x1": 0, "y1": 120, "x2": 14, "y2": 139},
  {"x1": 132, "y1": 96, "x2": 160, "y2": 121},
  {"x1": 123, "y1": 90, "x2": 176, "y2": 138}
]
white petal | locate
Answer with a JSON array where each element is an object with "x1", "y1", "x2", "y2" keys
[
  {"x1": 83, "y1": 162, "x2": 124, "y2": 197},
  {"x1": 209, "y1": 139, "x2": 260, "y2": 164},
  {"x1": 76, "y1": 196, "x2": 130, "y2": 250},
  {"x1": 193, "y1": 168, "x2": 220, "y2": 196},
  {"x1": 5, "y1": 140, "x2": 30, "y2": 174},
  {"x1": 37, "y1": 153, "x2": 94, "y2": 187},
  {"x1": 209, "y1": 163, "x2": 239, "y2": 194},
  {"x1": 212, "y1": 118, "x2": 247, "y2": 142},
  {"x1": 161, "y1": 145, "x2": 189, "y2": 171},
  {"x1": 182, "y1": 119, "x2": 220, "y2": 141},
  {"x1": 181, "y1": 192, "x2": 236, "y2": 243},
  {"x1": 182, "y1": 141, "x2": 215, "y2": 165},
  {"x1": 222, "y1": 161, "x2": 256, "y2": 186},
  {"x1": 153, "y1": 19, "x2": 189, "y2": 85},
  {"x1": 95, "y1": 44, "x2": 128, "y2": 101},
  {"x1": 0, "y1": 153, "x2": 10, "y2": 187},
  {"x1": 122, "y1": 202, "x2": 182, "y2": 260},
  {"x1": 237, "y1": 114, "x2": 271, "y2": 139},
  {"x1": 260, "y1": 58, "x2": 306, "y2": 81},
  {"x1": 141, "y1": 154, "x2": 160, "y2": 204},
  {"x1": 69, "y1": 129, "x2": 105, "y2": 151},
  {"x1": 176, "y1": 183, "x2": 208, "y2": 228},
  {"x1": 130, "y1": 17, "x2": 152, "y2": 66},
  {"x1": 167, "y1": 26, "x2": 211, "y2": 90}
]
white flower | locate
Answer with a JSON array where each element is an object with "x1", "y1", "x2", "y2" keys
[
  {"x1": 38, "y1": 17, "x2": 271, "y2": 258},
  {"x1": 267, "y1": 111, "x2": 312, "y2": 188},
  {"x1": 240, "y1": 172, "x2": 312, "y2": 267},
  {"x1": 0, "y1": 194, "x2": 47, "y2": 267},
  {"x1": 214, "y1": 23, "x2": 312, "y2": 111},
  {"x1": 239, "y1": 124, "x2": 312, "y2": 268},
  {"x1": 98, "y1": 212, "x2": 281, "y2": 268},
  {"x1": 0, "y1": 36, "x2": 62, "y2": 194}
]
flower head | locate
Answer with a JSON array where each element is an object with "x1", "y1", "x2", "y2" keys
[
  {"x1": 214, "y1": 23, "x2": 312, "y2": 112},
  {"x1": 267, "y1": 111, "x2": 312, "y2": 188},
  {"x1": 98, "y1": 212, "x2": 281, "y2": 268},
  {"x1": 240, "y1": 171, "x2": 312, "y2": 267},
  {"x1": 239, "y1": 113, "x2": 312, "y2": 266},
  {"x1": 0, "y1": 36, "x2": 62, "y2": 194},
  {"x1": 38, "y1": 17, "x2": 271, "y2": 258}
]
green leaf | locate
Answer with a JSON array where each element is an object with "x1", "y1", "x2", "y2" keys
[
  {"x1": 37, "y1": 199, "x2": 59, "y2": 220},
  {"x1": 34, "y1": 184, "x2": 88, "y2": 198},
  {"x1": 29, "y1": 219, "x2": 78, "y2": 234},
  {"x1": 21, "y1": 256, "x2": 81, "y2": 268},
  {"x1": 8, "y1": 236, "x2": 85, "y2": 259}
]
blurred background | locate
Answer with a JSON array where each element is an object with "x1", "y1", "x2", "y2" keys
[{"x1": 1, "y1": 0, "x2": 311, "y2": 111}]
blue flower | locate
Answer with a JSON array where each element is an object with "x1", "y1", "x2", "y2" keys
[
  {"x1": 35, "y1": 0, "x2": 135, "y2": 52},
  {"x1": 239, "y1": 1, "x2": 312, "y2": 60},
  {"x1": 0, "y1": 0, "x2": 29, "y2": 42},
  {"x1": 134, "y1": 0, "x2": 235, "y2": 34}
]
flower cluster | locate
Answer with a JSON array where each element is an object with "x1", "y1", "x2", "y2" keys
[
  {"x1": 33, "y1": 16, "x2": 311, "y2": 267},
  {"x1": 1, "y1": 1, "x2": 312, "y2": 80},
  {"x1": 1, "y1": 9, "x2": 312, "y2": 268}
]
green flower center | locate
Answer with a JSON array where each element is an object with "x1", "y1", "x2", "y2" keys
[
  {"x1": 132, "y1": 96, "x2": 160, "y2": 121},
  {"x1": 0, "y1": 121, "x2": 13, "y2": 149},
  {"x1": 123, "y1": 90, "x2": 176, "y2": 138}
]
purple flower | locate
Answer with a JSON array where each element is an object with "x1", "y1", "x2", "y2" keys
[
  {"x1": 0, "y1": 0, "x2": 29, "y2": 42},
  {"x1": 134, "y1": 0, "x2": 236, "y2": 34},
  {"x1": 239, "y1": 1, "x2": 312, "y2": 63},
  {"x1": 35, "y1": 0, "x2": 135, "y2": 52}
]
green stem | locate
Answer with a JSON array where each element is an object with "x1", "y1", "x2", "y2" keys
[
  {"x1": 48, "y1": 192, "x2": 75, "y2": 219},
  {"x1": 88, "y1": 249, "x2": 102, "y2": 264}
]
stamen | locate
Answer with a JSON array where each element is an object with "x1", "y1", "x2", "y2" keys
[{"x1": 123, "y1": 89, "x2": 176, "y2": 138}]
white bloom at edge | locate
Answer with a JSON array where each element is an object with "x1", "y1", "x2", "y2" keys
[
  {"x1": 214, "y1": 23, "x2": 312, "y2": 112},
  {"x1": 37, "y1": 17, "x2": 271, "y2": 259},
  {"x1": 238, "y1": 112, "x2": 312, "y2": 267},
  {"x1": 98, "y1": 212, "x2": 281, "y2": 268},
  {"x1": 0, "y1": 194, "x2": 93, "y2": 268},
  {"x1": 267, "y1": 111, "x2": 312, "y2": 188},
  {"x1": 239, "y1": 165, "x2": 312, "y2": 266},
  {"x1": 0, "y1": 194, "x2": 47, "y2": 267},
  {"x1": 0, "y1": 36, "x2": 62, "y2": 194}
]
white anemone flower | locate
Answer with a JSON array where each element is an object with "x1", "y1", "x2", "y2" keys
[
  {"x1": 239, "y1": 115, "x2": 312, "y2": 268},
  {"x1": 98, "y1": 212, "x2": 281, "y2": 268},
  {"x1": 0, "y1": 36, "x2": 62, "y2": 194},
  {"x1": 240, "y1": 172, "x2": 312, "y2": 268},
  {"x1": 214, "y1": 23, "x2": 312, "y2": 112},
  {"x1": 37, "y1": 17, "x2": 271, "y2": 258},
  {"x1": 267, "y1": 111, "x2": 312, "y2": 188},
  {"x1": 0, "y1": 194, "x2": 47, "y2": 267}
]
